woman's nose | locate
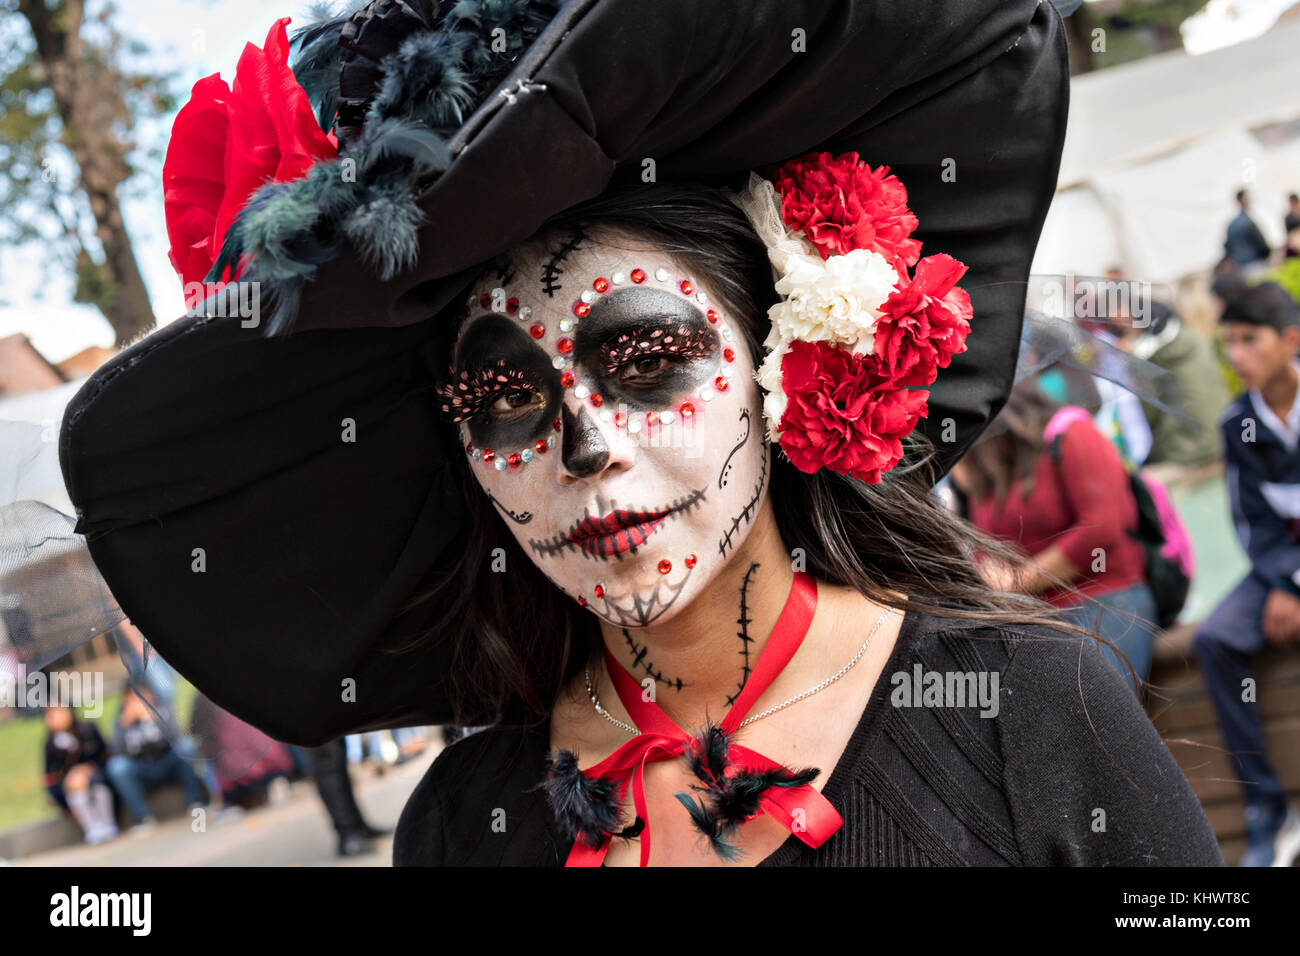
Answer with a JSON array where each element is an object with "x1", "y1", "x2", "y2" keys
[{"x1": 557, "y1": 395, "x2": 635, "y2": 481}]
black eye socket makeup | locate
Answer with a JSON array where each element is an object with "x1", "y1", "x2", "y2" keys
[{"x1": 573, "y1": 287, "x2": 719, "y2": 406}]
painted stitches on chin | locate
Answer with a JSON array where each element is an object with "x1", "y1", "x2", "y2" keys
[
  {"x1": 593, "y1": 566, "x2": 695, "y2": 628},
  {"x1": 527, "y1": 486, "x2": 707, "y2": 561},
  {"x1": 718, "y1": 445, "x2": 768, "y2": 560}
]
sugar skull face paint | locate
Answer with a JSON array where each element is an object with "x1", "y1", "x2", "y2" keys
[{"x1": 439, "y1": 233, "x2": 770, "y2": 628}]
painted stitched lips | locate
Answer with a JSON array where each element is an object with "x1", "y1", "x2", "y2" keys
[{"x1": 529, "y1": 488, "x2": 707, "y2": 561}]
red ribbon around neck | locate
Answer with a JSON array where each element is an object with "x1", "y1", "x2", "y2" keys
[{"x1": 564, "y1": 571, "x2": 843, "y2": 866}]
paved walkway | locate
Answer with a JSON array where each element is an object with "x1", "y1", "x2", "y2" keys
[{"x1": 15, "y1": 749, "x2": 438, "y2": 867}]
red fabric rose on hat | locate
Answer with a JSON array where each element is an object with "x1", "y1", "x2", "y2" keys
[
  {"x1": 163, "y1": 17, "x2": 337, "y2": 287},
  {"x1": 874, "y1": 253, "x2": 974, "y2": 387},
  {"x1": 776, "y1": 339, "x2": 929, "y2": 484},
  {"x1": 772, "y1": 152, "x2": 922, "y2": 271}
]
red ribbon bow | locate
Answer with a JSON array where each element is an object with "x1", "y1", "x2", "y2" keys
[{"x1": 565, "y1": 572, "x2": 843, "y2": 866}]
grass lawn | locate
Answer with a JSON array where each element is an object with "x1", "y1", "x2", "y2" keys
[{"x1": 0, "y1": 677, "x2": 197, "y2": 832}]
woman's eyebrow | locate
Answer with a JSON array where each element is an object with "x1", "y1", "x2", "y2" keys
[
  {"x1": 579, "y1": 286, "x2": 710, "y2": 340},
  {"x1": 455, "y1": 313, "x2": 553, "y2": 373}
]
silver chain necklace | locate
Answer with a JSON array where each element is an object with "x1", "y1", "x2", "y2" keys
[{"x1": 584, "y1": 605, "x2": 897, "y2": 737}]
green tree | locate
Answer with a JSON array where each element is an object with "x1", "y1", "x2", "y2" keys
[{"x1": 1, "y1": 0, "x2": 175, "y2": 346}]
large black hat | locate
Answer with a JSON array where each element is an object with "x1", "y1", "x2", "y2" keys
[{"x1": 60, "y1": 0, "x2": 1070, "y2": 745}]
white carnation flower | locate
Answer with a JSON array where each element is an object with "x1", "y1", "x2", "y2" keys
[
  {"x1": 770, "y1": 248, "x2": 897, "y2": 350},
  {"x1": 755, "y1": 334, "x2": 792, "y2": 443}
]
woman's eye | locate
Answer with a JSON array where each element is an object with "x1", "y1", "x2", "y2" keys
[
  {"x1": 485, "y1": 389, "x2": 543, "y2": 421},
  {"x1": 618, "y1": 354, "x2": 673, "y2": 384}
]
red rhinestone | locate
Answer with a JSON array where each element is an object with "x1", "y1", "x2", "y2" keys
[
  {"x1": 631, "y1": 268, "x2": 646, "y2": 284},
  {"x1": 577, "y1": 595, "x2": 588, "y2": 607},
  {"x1": 593, "y1": 277, "x2": 610, "y2": 293},
  {"x1": 706, "y1": 309, "x2": 719, "y2": 324},
  {"x1": 590, "y1": 393, "x2": 603, "y2": 407},
  {"x1": 679, "y1": 401, "x2": 695, "y2": 418},
  {"x1": 460, "y1": 304, "x2": 471, "y2": 318},
  {"x1": 573, "y1": 301, "x2": 590, "y2": 318},
  {"x1": 684, "y1": 553, "x2": 697, "y2": 569},
  {"x1": 465, "y1": 440, "x2": 474, "y2": 454},
  {"x1": 614, "y1": 412, "x2": 627, "y2": 428},
  {"x1": 529, "y1": 323, "x2": 545, "y2": 339},
  {"x1": 715, "y1": 376, "x2": 729, "y2": 392},
  {"x1": 482, "y1": 449, "x2": 495, "y2": 462},
  {"x1": 506, "y1": 297, "x2": 519, "y2": 314},
  {"x1": 553, "y1": 417, "x2": 562, "y2": 432},
  {"x1": 645, "y1": 411, "x2": 658, "y2": 427},
  {"x1": 479, "y1": 293, "x2": 492, "y2": 310},
  {"x1": 594, "y1": 584, "x2": 605, "y2": 599},
  {"x1": 679, "y1": 279, "x2": 694, "y2": 295},
  {"x1": 658, "y1": 559, "x2": 672, "y2": 574},
  {"x1": 535, "y1": 439, "x2": 549, "y2": 453},
  {"x1": 723, "y1": 347, "x2": 735, "y2": 362},
  {"x1": 507, "y1": 453, "x2": 521, "y2": 468},
  {"x1": 557, "y1": 337, "x2": 574, "y2": 354},
  {"x1": 560, "y1": 371, "x2": 575, "y2": 388}
]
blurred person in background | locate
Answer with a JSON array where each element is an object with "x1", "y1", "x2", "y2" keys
[
  {"x1": 305, "y1": 737, "x2": 391, "y2": 858},
  {"x1": 1195, "y1": 280, "x2": 1300, "y2": 867},
  {"x1": 42, "y1": 705, "x2": 117, "y2": 845},
  {"x1": 104, "y1": 685, "x2": 208, "y2": 834},
  {"x1": 1284, "y1": 193, "x2": 1300, "y2": 259},
  {"x1": 189, "y1": 691, "x2": 296, "y2": 815},
  {"x1": 1224, "y1": 189, "x2": 1272, "y2": 275},
  {"x1": 951, "y1": 381, "x2": 1158, "y2": 692}
]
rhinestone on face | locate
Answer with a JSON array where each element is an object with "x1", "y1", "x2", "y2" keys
[
  {"x1": 679, "y1": 279, "x2": 693, "y2": 295},
  {"x1": 506, "y1": 297, "x2": 520, "y2": 314},
  {"x1": 660, "y1": 410, "x2": 675, "y2": 425},
  {"x1": 720, "y1": 365, "x2": 734, "y2": 378},
  {"x1": 594, "y1": 584, "x2": 605, "y2": 599},
  {"x1": 658, "y1": 559, "x2": 672, "y2": 574},
  {"x1": 684, "y1": 553, "x2": 697, "y2": 569},
  {"x1": 553, "y1": 417, "x2": 562, "y2": 432},
  {"x1": 593, "y1": 277, "x2": 610, "y2": 293},
  {"x1": 630, "y1": 268, "x2": 646, "y2": 284},
  {"x1": 535, "y1": 439, "x2": 549, "y2": 453},
  {"x1": 521, "y1": 448, "x2": 534, "y2": 463},
  {"x1": 507, "y1": 453, "x2": 522, "y2": 468},
  {"x1": 560, "y1": 370, "x2": 575, "y2": 388},
  {"x1": 482, "y1": 449, "x2": 495, "y2": 463},
  {"x1": 612, "y1": 271, "x2": 626, "y2": 285},
  {"x1": 679, "y1": 402, "x2": 695, "y2": 418},
  {"x1": 599, "y1": 408, "x2": 612, "y2": 422},
  {"x1": 700, "y1": 386, "x2": 715, "y2": 401},
  {"x1": 580, "y1": 290, "x2": 596, "y2": 304},
  {"x1": 529, "y1": 323, "x2": 545, "y2": 339},
  {"x1": 546, "y1": 435, "x2": 557, "y2": 448},
  {"x1": 723, "y1": 347, "x2": 735, "y2": 362},
  {"x1": 575, "y1": 383, "x2": 590, "y2": 399},
  {"x1": 556, "y1": 337, "x2": 574, "y2": 355},
  {"x1": 654, "y1": 268, "x2": 670, "y2": 282},
  {"x1": 494, "y1": 458, "x2": 507, "y2": 471},
  {"x1": 645, "y1": 411, "x2": 658, "y2": 427},
  {"x1": 628, "y1": 418, "x2": 641, "y2": 434},
  {"x1": 479, "y1": 293, "x2": 492, "y2": 310},
  {"x1": 590, "y1": 393, "x2": 603, "y2": 407},
  {"x1": 559, "y1": 318, "x2": 573, "y2": 332},
  {"x1": 577, "y1": 595, "x2": 588, "y2": 607},
  {"x1": 471, "y1": 448, "x2": 482, "y2": 460},
  {"x1": 715, "y1": 376, "x2": 729, "y2": 391},
  {"x1": 696, "y1": 292, "x2": 707, "y2": 304},
  {"x1": 722, "y1": 328, "x2": 733, "y2": 340},
  {"x1": 519, "y1": 306, "x2": 532, "y2": 320},
  {"x1": 573, "y1": 301, "x2": 590, "y2": 318},
  {"x1": 614, "y1": 412, "x2": 627, "y2": 428},
  {"x1": 551, "y1": 356, "x2": 566, "y2": 369},
  {"x1": 706, "y1": 309, "x2": 719, "y2": 324}
]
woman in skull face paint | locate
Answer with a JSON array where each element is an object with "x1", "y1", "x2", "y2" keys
[
  {"x1": 410, "y1": 184, "x2": 1223, "y2": 867},
  {"x1": 57, "y1": 1, "x2": 1222, "y2": 868}
]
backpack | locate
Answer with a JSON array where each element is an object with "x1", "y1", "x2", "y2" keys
[{"x1": 1044, "y1": 407, "x2": 1193, "y2": 629}]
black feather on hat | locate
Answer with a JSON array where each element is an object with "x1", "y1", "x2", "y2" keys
[{"x1": 60, "y1": 0, "x2": 1070, "y2": 744}]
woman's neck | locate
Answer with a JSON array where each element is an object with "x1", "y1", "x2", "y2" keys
[{"x1": 595, "y1": 498, "x2": 796, "y2": 728}]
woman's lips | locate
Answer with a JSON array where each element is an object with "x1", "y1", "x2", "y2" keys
[{"x1": 567, "y1": 508, "x2": 671, "y2": 558}]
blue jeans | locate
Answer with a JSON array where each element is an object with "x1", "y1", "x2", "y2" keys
[
  {"x1": 104, "y1": 749, "x2": 206, "y2": 824},
  {"x1": 1193, "y1": 572, "x2": 1286, "y2": 814},
  {"x1": 1059, "y1": 582, "x2": 1158, "y2": 694}
]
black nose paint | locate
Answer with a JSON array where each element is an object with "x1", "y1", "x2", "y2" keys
[{"x1": 561, "y1": 403, "x2": 609, "y2": 477}]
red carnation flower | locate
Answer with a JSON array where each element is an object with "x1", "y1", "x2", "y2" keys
[
  {"x1": 772, "y1": 152, "x2": 922, "y2": 271},
  {"x1": 163, "y1": 17, "x2": 337, "y2": 287},
  {"x1": 873, "y1": 253, "x2": 973, "y2": 388},
  {"x1": 776, "y1": 339, "x2": 929, "y2": 484}
]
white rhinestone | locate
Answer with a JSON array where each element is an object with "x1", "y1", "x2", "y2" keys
[
  {"x1": 519, "y1": 306, "x2": 532, "y2": 320},
  {"x1": 660, "y1": 410, "x2": 675, "y2": 425},
  {"x1": 722, "y1": 327, "x2": 733, "y2": 340},
  {"x1": 599, "y1": 408, "x2": 612, "y2": 422},
  {"x1": 721, "y1": 364, "x2": 734, "y2": 377},
  {"x1": 575, "y1": 384, "x2": 589, "y2": 399},
  {"x1": 612, "y1": 271, "x2": 626, "y2": 284},
  {"x1": 494, "y1": 458, "x2": 507, "y2": 471},
  {"x1": 628, "y1": 418, "x2": 641, "y2": 434},
  {"x1": 547, "y1": 436, "x2": 556, "y2": 448},
  {"x1": 559, "y1": 319, "x2": 573, "y2": 332},
  {"x1": 521, "y1": 448, "x2": 533, "y2": 463},
  {"x1": 551, "y1": 356, "x2": 565, "y2": 369},
  {"x1": 580, "y1": 290, "x2": 596, "y2": 304},
  {"x1": 654, "y1": 267, "x2": 670, "y2": 282},
  {"x1": 471, "y1": 449, "x2": 482, "y2": 460},
  {"x1": 696, "y1": 292, "x2": 707, "y2": 304},
  {"x1": 700, "y1": 386, "x2": 715, "y2": 401}
]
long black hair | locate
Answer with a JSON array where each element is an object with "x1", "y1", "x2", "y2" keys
[{"x1": 412, "y1": 181, "x2": 1106, "y2": 727}]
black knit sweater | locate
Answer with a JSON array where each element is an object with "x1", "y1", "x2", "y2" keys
[{"x1": 393, "y1": 610, "x2": 1225, "y2": 866}]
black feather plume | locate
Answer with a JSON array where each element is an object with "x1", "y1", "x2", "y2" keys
[
  {"x1": 542, "y1": 749, "x2": 623, "y2": 849},
  {"x1": 674, "y1": 791, "x2": 743, "y2": 862}
]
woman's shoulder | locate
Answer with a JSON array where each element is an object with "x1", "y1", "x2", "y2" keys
[{"x1": 393, "y1": 721, "x2": 563, "y2": 866}]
